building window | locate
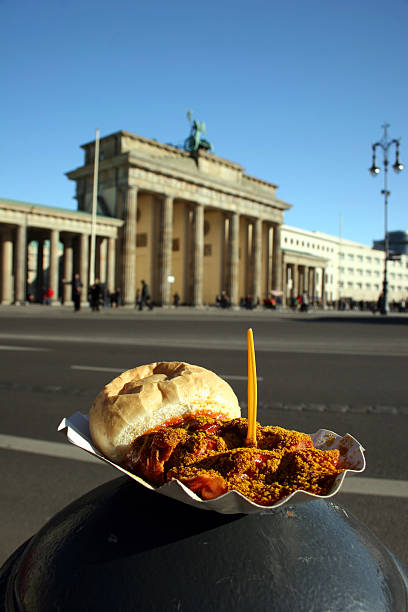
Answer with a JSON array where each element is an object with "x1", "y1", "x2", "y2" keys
[
  {"x1": 204, "y1": 244, "x2": 212, "y2": 256},
  {"x1": 172, "y1": 238, "x2": 180, "y2": 252},
  {"x1": 136, "y1": 233, "x2": 148, "y2": 247}
]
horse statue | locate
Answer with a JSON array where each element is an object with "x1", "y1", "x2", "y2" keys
[{"x1": 184, "y1": 111, "x2": 213, "y2": 154}]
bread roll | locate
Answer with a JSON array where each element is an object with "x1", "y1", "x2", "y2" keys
[{"x1": 89, "y1": 361, "x2": 241, "y2": 463}]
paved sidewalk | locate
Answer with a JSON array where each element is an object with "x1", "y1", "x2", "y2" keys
[{"x1": 1, "y1": 303, "x2": 407, "y2": 320}]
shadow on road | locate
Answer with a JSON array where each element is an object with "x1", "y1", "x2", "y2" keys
[{"x1": 294, "y1": 315, "x2": 408, "y2": 326}]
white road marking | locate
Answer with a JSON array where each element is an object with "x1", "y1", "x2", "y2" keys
[
  {"x1": 0, "y1": 332, "x2": 406, "y2": 356},
  {"x1": 0, "y1": 433, "x2": 99, "y2": 463},
  {"x1": 0, "y1": 345, "x2": 52, "y2": 352},
  {"x1": 70, "y1": 365, "x2": 263, "y2": 381},
  {"x1": 71, "y1": 365, "x2": 125, "y2": 373},
  {"x1": 0, "y1": 433, "x2": 407, "y2": 499}
]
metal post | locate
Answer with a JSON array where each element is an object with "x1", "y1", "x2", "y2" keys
[
  {"x1": 89, "y1": 128, "x2": 100, "y2": 286},
  {"x1": 369, "y1": 123, "x2": 404, "y2": 315}
]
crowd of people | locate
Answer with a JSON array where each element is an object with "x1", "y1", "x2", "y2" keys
[{"x1": 27, "y1": 278, "x2": 408, "y2": 315}]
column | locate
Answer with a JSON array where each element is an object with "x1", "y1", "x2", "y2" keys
[
  {"x1": 321, "y1": 267, "x2": 326, "y2": 307},
  {"x1": 252, "y1": 218, "x2": 262, "y2": 305},
  {"x1": 122, "y1": 186, "x2": 138, "y2": 305},
  {"x1": 15, "y1": 223, "x2": 27, "y2": 304},
  {"x1": 160, "y1": 195, "x2": 173, "y2": 306},
  {"x1": 99, "y1": 238, "x2": 107, "y2": 284},
  {"x1": 63, "y1": 236, "x2": 73, "y2": 304},
  {"x1": 1, "y1": 229, "x2": 13, "y2": 304},
  {"x1": 49, "y1": 229, "x2": 60, "y2": 303},
  {"x1": 282, "y1": 263, "x2": 293, "y2": 306},
  {"x1": 107, "y1": 237, "x2": 116, "y2": 294},
  {"x1": 36, "y1": 239, "x2": 44, "y2": 302},
  {"x1": 228, "y1": 212, "x2": 240, "y2": 307},
  {"x1": 265, "y1": 225, "x2": 273, "y2": 298},
  {"x1": 80, "y1": 233, "x2": 89, "y2": 303},
  {"x1": 272, "y1": 223, "x2": 282, "y2": 291},
  {"x1": 193, "y1": 203, "x2": 204, "y2": 306},
  {"x1": 293, "y1": 264, "x2": 299, "y2": 298},
  {"x1": 310, "y1": 268, "x2": 316, "y2": 303}
]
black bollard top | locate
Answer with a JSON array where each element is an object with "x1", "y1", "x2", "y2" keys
[{"x1": 2, "y1": 477, "x2": 408, "y2": 612}]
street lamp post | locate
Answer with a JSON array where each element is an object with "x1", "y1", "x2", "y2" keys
[{"x1": 369, "y1": 123, "x2": 404, "y2": 315}]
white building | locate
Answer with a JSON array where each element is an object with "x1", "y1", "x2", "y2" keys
[{"x1": 282, "y1": 225, "x2": 408, "y2": 307}]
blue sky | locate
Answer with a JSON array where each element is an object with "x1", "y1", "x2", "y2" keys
[{"x1": 1, "y1": 0, "x2": 407, "y2": 246}]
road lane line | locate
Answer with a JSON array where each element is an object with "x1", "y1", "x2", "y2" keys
[
  {"x1": 0, "y1": 345, "x2": 52, "y2": 352},
  {"x1": 1, "y1": 433, "x2": 407, "y2": 499},
  {"x1": 71, "y1": 365, "x2": 125, "y2": 373},
  {"x1": 0, "y1": 433, "x2": 99, "y2": 463},
  {"x1": 0, "y1": 333, "x2": 406, "y2": 356},
  {"x1": 70, "y1": 365, "x2": 263, "y2": 381}
]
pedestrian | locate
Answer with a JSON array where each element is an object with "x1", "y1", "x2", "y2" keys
[
  {"x1": 89, "y1": 279, "x2": 102, "y2": 311},
  {"x1": 46, "y1": 287, "x2": 54, "y2": 305},
  {"x1": 301, "y1": 292, "x2": 309, "y2": 312},
  {"x1": 111, "y1": 287, "x2": 121, "y2": 308},
  {"x1": 63, "y1": 273, "x2": 83, "y2": 311},
  {"x1": 173, "y1": 292, "x2": 180, "y2": 307},
  {"x1": 136, "y1": 288, "x2": 142, "y2": 310},
  {"x1": 140, "y1": 280, "x2": 153, "y2": 310}
]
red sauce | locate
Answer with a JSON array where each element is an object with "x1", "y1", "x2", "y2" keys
[{"x1": 147, "y1": 411, "x2": 229, "y2": 433}]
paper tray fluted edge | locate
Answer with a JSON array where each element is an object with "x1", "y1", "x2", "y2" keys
[{"x1": 58, "y1": 411, "x2": 366, "y2": 515}]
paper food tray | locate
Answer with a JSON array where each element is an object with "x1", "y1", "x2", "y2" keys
[{"x1": 58, "y1": 411, "x2": 366, "y2": 515}]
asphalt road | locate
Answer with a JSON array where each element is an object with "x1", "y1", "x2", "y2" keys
[{"x1": 0, "y1": 305, "x2": 407, "y2": 568}]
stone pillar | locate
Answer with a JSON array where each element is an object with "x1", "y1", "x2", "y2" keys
[
  {"x1": 160, "y1": 195, "x2": 174, "y2": 306},
  {"x1": 1, "y1": 229, "x2": 13, "y2": 304},
  {"x1": 80, "y1": 233, "x2": 89, "y2": 303},
  {"x1": 282, "y1": 264, "x2": 293, "y2": 306},
  {"x1": 309, "y1": 268, "x2": 315, "y2": 303},
  {"x1": 99, "y1": 237, "x2": 107, "y2": 284},
  {"x1": 122, "y1": 186, "x2": 138, "y2": 305},
  {"x1": 107, "y1": 237, "x2": 116, "y2": 294},
  {"x1": 252, "y1": 218, "x2": 262, "y2": 305},
  {"x1": 49, "y1": 229, "x2": 60, "y2": 303},
  {"x1": 228, "y1": 212, "x2": 240, "y2": 307},
  {"x1": 15, "y1": 223, "x2": 27, "y2": 304},
  {"x1": 266, "y1": 224, "x2": 273, "y2": 298},
  {"x1": 272, "y1": 223, "x2": 282, "y2": 291},
  {"x1": 36, "y1": 240, "x2": 44, "y2": 302},
  {"x1": 63, "y1": 236, "x2": 73, "y2": 304},
  {"x1": 321, "y1": 267, "x2": 326, "y2": 307},
  {"x1": 193, "y1": 203, "x2": 204, "y2": 307},
  {"x1": 293, "y1": 264, "x2": 299, "y2": 298}
]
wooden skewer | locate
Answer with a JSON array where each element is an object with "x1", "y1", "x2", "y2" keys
[{"x1": 246, "y1": 328, "x2": 258, "y2": 447}]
